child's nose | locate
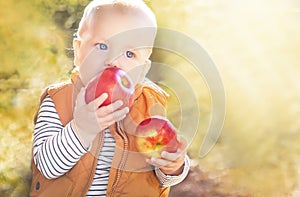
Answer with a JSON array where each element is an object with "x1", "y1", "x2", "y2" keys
[
  {"x1": 106, "y1": 63, "x2": 116, "y2": 68},
  {"x1": 104, "y1": 49, "x2": 123, "y2": 66},
  {"x1": 104, "y1": 58, "x2": 118, "y2": 67},
  {"x1": 108, "y1": 57, "x2": 122, "y2": 68}
]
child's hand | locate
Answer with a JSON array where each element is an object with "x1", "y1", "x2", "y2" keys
[
  {"x1": 146, "y1": 137, "x2": 187, "y2": 175},
  {"x1": 95, "y1": 99, "x2": 129, "y2": 129},
  {"x1": 73, "y1": 87, "x2": 129, "y2": 147}
]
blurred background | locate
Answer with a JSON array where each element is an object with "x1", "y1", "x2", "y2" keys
[{"x1": 0, "y1": 0, "x2": 299, "y2": 196}]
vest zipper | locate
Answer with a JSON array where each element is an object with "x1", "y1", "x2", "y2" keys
[{"x1": 110, "y1": 121, "x2": 129, "y2": 196}]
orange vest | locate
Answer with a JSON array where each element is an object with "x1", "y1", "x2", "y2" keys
[{"x1": 30, "y1": 75, "x2": 170, "y2": 197}]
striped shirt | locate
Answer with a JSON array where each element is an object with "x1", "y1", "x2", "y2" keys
[{"x1": 33, "y1": 95, "x2": 189, "y2": 196}]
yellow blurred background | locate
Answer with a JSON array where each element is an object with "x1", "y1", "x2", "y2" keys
[{"x1": 0, "y1": 0, "x2": 299, "y2": 196}]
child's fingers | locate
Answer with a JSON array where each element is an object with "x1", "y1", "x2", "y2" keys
[
  {"x1": 96, "y1": 100, "x2": 125, "y2": 116},
  {"x1": 87, "y1": 93, "x2": 108, "y2": 111},
  {"x1": 98, "y1": 107, "x2": 129, "y2": 121},
  {"x1": 96, "y1": 106, "x2": 129, "y2": 129},
  {"x1": 146, "y1": 157, "x2": 172, "y2": 168},
  {"x1": 100, "y1": 113, "x2": 127, "y2": 129},
  {"x1": 146, "y1": 153, "x2": 186, "y2": 175},
  {"x1": 161, "y1": 151, "x2": 183, "y2": 162},
  {"x1": 158, "y1": 135, "x2": 187, "y2": 161}
]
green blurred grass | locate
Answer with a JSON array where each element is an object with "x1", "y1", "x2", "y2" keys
[
  {"x1": 1, "y1": 0, "x2": 300, "y2": 196},
  {"x1": 0, "y1": 0, "x2": 72, "y2": 195}
]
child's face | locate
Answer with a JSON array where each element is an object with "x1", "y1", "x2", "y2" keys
[{"x1": 74, "y1": 6, "x2": 157, "y2": 86}]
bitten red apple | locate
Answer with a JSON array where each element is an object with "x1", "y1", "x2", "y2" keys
[
  {"x1": 135, "y1": 116, "x2": 180, "y2": 157},
  {"x1": 85, "y1": 67, "x2": 134, "y2": 108}
]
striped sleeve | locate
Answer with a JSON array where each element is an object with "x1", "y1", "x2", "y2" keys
[
  {"x1": 33, "y1": 95, "x2": 88, "y2": 179},
  {"x1": 155, "y1": 155, "x2": 190, "y2": 188}
]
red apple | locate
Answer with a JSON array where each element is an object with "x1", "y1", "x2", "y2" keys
[
  {"x1": 135, "y1": 116, "x2": 180, "y2": 157},
  {"x1": 85, "y1": 67, "x2": 134, "y2": 108}
]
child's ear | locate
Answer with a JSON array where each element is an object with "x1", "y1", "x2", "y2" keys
[
  {"x1": 146, "y1": 49, "x2": 153, "y2": 60},
  {"x1": 73, "y1": 39, "x2": 81, "y2": 66},
  {"x1": 140, "y1": 59, "x2": 151, "y2": 78}
]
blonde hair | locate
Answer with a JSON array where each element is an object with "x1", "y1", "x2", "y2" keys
[{"x1": 76, "y1": 0, "x2": 157, "y2": 39}]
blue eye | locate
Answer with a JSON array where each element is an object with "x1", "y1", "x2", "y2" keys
[
  {"x1": 125, "y1": 51, "x2": 135, "y2": 58},
  {"x1": 97, "y1": 43, "x2": 108, "y2": 50}
]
